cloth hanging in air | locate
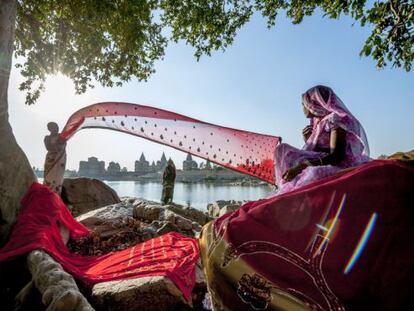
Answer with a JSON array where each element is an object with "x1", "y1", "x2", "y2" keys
[{"x1": 60, "y1": 102, "x2": 281, "y2": 184}]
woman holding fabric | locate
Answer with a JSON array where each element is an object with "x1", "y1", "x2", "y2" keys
[
  {"x1": 274, "y1": 85, "x2": 370, "y2": 194},
  {"x1": 199, "y1": 87, "x2": 414, "y2": 311}
]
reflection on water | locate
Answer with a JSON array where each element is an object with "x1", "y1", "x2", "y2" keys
[{"x1": 104, "y1": 181, "x2": 274, "y2": 210}]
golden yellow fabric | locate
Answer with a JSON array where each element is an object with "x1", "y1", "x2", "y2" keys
[
  {"x1": 386, "y1": 151, "x2": 414, "y2": 164},
  {"x1": 199, "y1": 222, "x2": 312, "y2": 311}
]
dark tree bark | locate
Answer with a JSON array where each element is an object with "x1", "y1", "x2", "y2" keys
[{"x1": 0, "y1": 0, "x2": 36, "y2": 243}]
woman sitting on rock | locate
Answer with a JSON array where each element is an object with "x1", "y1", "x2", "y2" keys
[{"x1": 274, "y1": 85, "x2": 370, "y2": 194}]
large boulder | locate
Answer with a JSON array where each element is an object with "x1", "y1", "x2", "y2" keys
[
  {"x1": 71, "y1": 198, "x2": 208, "y2": 309},
  {"x1": 161, "y1": 210, "x2": 193, "y2": 231},
  {"x1": 164, "y1": 204, "x2": 212, "y2": 226},
  {"x1": 155, "y1": 221, "x2": 181, "y2": 236},
  {"x1": 62, "y1": 178, "x2": 120, "y2": 216},
  {"x1": 132, "y1": 204, "x2": 162, "y2": 222},
  {"x1": 73, "y1": 198, "x2": 201, "y2": 255},
  {"x1": 76, "y1": 199, "x2": 137, "y2": 222},
  {"x1": 68, "y1": 216, "x2": 153, "y2": 256},
  {"x1": 91, "y1": 276, "x2": 186, "y2": 311}
]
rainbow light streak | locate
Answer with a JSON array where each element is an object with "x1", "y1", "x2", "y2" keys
[
  {"x1": 343, "y1": 212, "x2": 378, "y2": 274},
  {"x1": 316, "y1": 224, "x2": 328, "y2": 232},
  {"x1": 313, "y1": 193, "x2": 347, "y2": 258},
  {"x1": 305, "y1": 191, "x2": 336, "y2": 252}
]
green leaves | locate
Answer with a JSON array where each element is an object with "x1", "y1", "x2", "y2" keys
[
  {"x1": 159, "y1": 0, "x2": 254, "y2": 59},
  {"x1": 15, "y1": 0, "x2": 166, "y2": 105},
  {"x1": 361, "y1": 0, "x2": 414, "y2": 71},
  {"x1": 13, "y1": 0, "x2": 414, "y2": 105}
]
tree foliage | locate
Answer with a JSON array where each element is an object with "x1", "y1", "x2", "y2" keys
[
  {"x1": 15, "y1": 0, "x2": 166, "y2": 104},
  {"x1": 14, "y1": 0, "x2": 414, "y2": 105}
]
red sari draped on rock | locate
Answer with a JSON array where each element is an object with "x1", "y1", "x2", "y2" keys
[
  {"x1": 199, "y1": 160, "x2": 414, "y2": 310},
  {"x1": 0, "y1": 183, "x2": 199, "y2": 300}
]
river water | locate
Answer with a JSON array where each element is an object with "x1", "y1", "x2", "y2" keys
[{"x1": 104, "y1": 181, "x2": 274, "y2": 210}]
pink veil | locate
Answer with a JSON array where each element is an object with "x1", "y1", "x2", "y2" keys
[
  {"x1": 302, "y1": 86, "x2": 370, "y2": 157},
  {"x1": 60, "y1": 102, "x2": 281, "y2": 184}
]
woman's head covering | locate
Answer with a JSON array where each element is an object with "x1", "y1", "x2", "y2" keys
[
  {"x1": 303, "y1": 85, "x2": 350, "y2": 118},
  {"x1": 302, "y1": 85, "x2": 370, "y2": 156}
]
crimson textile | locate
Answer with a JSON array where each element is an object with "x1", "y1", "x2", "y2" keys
[
  {"x1": 0, "y1": 183, "x2": 199, "y2": 300},
  {"x1": 206, "y1": 160, "x2": 414, "y2": 310},
  {"x1": 60, "y1": 102, "x2": 280, "y2": 184}
]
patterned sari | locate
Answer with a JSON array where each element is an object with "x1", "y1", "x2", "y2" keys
[
  {"x1": 198, "y1": 88, "x2": 414, "y2": 310},
  {"x1": 274, "y1": 86, "x2": 370, "y2": 195}
]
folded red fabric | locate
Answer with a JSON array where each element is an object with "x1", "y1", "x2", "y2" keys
[{"x1": 0, "y1": 183, "x2": 199, "y2": 300}]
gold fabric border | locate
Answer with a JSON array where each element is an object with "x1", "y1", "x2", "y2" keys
[{"x1": 199, "y1": 222, "x2": 311, "y2": 311}]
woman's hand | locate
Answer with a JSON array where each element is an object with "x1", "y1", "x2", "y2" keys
[
  {"x1": 282, "y1": 162, "x2": 309, "y2": 182},
  {"x1": 302, "y1": 125, "x2": 313, "y2": 142}
]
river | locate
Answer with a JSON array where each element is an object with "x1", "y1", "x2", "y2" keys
[{"x1": 104, "y1": 181, "x2": 274, "y2": 210}]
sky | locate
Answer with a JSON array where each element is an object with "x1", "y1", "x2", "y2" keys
[{"x1": 8, "y1": 11, "x2": 414, "y2": 171}]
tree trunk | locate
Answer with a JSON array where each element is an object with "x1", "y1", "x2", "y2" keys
[
  {"x1": 0, "y1": 0, "x2": 36, "y2": 242},
  {"x1": 26, "y1": 250, "x2": 94, "y2": 310}
]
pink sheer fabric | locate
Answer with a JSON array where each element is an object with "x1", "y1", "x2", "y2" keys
[
  {"x1": 60, "y1": 102, "x2": 281, "y2": 184},
  {"x1": 274, "y1": 86, "x2": 370, "y2": 194},
  {"x1": 302, "y1": 85, "x2": 369, "y2": 156}
]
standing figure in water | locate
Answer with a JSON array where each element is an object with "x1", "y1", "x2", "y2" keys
[
  {"x1": 274, "y1": 85, "x2": 370, "y2": 194},
  {"x1": 161, "y1": 159, "x2": 176, "y2": 205},
  {"x1": 44, "y1": 122, "x2": 67, "y2": 194}
]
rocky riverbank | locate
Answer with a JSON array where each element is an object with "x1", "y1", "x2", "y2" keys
[
  {"x1": 70, "y1": 196, "x2": 242, "y2": 310},
  {"x1": 73, "y1": 197, "x2": 211, "y2": 310},
  {"x1": 2, "y1": 177, "x2": 245, "y2": 310},
  {"x1": 71, "y1": 175, "x2": 247, "y2": 310}
]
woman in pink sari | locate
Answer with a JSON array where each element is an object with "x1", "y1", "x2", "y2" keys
[{"x1": 274, "y1": 85, "x2": 370, "y2": 194}]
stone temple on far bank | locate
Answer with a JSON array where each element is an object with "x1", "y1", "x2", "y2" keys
[
  {"x1": 156, "y1": 152, "x2": 168, "y2": 171},
  {"x1": 183, "y1": 153, "x2": 198, "y2": 171},
  {"x1": 79, "y1": 157, "x2": 105, "y2": 177},
  {"x1": 107, "y1": 161, "x2": 121, "y2": 175},
  {"x1": 135, "y1": 152, "x2": 168, "y2": 173},
  {"x1": 135, "y1": 153, "x2": 150, "y2": 173}
]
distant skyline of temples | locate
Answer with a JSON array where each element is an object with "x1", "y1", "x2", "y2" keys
[
  {"x1": 76, "y1": 152, "x2": 213, "y2": 178},
  {"x1": 33, "y1": 151, "x2": 256, "y2": 183},
  {"x1": 134, "y1": 152, "x2": 168, "y2": 174}
]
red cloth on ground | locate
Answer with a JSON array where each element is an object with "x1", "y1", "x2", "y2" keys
[
  {"x1": 0, "y1": 183, "x2": 199, "y2": 300},
  {"x1": 214, "y1": 160, "x2": 414, "y2": 310},
  {"x1": 60, "y1": 102, "x2": 280, "y2": 184}
]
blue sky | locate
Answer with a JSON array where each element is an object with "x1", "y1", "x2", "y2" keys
[{"x1": 8, "y1": 11, "x2": 414, "y2": 171}]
